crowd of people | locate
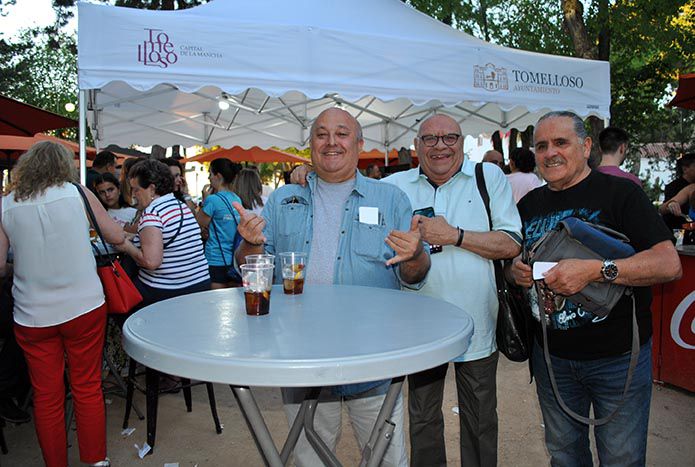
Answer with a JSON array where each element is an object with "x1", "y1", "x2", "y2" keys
[{"x1": 0, "y1": 107, "x2": 690, "y2": 467}]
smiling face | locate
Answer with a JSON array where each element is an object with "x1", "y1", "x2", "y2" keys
[
  {"x1": 310, "y1": 108, "x2": 363, "y2": 183},
  {"x1": 416, "y1": 115, "x2": 464, "y2": 186},
  {"x1": 534, "y1": 116, "x2": 592, "y2": 191},
  {"x1": 95, "y1": 181, "x2": 120, "y2": 209}
]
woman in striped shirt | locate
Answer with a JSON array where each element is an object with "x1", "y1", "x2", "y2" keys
[{"x1": 116, "y1": 159, "x2": 210, "y2": 306}]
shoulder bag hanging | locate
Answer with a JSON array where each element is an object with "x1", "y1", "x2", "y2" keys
[
  {"x1": 73, "y1": 183, "x2": 142, "y2": 314},
  {"x1": 474, "y1": 163, "x2": 532, "y2": 362},
  {"x1": 529, "y1": 216, "x2": 639, "y2": 426},
  {"x1": 210, "y1": 193, "x2": 243, "y2": 282}
]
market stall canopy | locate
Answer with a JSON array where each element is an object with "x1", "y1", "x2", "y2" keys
[
  {"x1": 0, "y1": 95, "x2": 77, "y2": 136},
  {"x1": 668, "y1": 73, "x2": 695, "y2": 110},
  {"x1": 184, "y1": 146, "x2": 308, "y2": 164},
  {"x1": 78, "y1": 0, "x2": 610, "y2": 152}
]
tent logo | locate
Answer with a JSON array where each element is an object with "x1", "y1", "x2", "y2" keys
[
  {"x1": 473, "y1": 64, "x2": 509, "y2": 92},
  {"x1": 138, "y1": 28, "x2": 178, "y2": 68}
]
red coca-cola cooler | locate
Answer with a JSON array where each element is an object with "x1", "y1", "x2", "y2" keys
[{"x1": 651, "y1": 248, "x2": 695, "y2": 393}]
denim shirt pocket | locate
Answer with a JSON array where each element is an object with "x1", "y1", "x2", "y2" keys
[
  {"x1": 277, "y1": 197, "x2": 309, "y2": 239},
  {"x1": 353, "y1": 221, "x2": 390, "y2": 262}
]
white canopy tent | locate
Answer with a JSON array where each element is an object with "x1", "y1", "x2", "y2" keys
[{"x1": 77, "y1": 0, "x2": 610, "y2": 179}]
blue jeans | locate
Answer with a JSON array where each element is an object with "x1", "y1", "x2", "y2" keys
[{"x1": 532, "y1": 339, "x2": 652, "y2": 467}]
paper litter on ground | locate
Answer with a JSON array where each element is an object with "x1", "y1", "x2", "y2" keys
[
  {"x1": 164, "y1": 463, "x2": 179, "y2": 467},
  {"x1": 452, "y1": 406, "x2": 459, "y2": 414},
  {"x1": 121, "y1": 427, "x2": 135, "y2": 437},
  {"x1": 134, "y1": 442, "x2": 151, "y2": 459}
]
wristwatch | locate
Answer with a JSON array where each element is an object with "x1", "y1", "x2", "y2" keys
[{"x1": 601, "y1": 259, "x2": 619, "y2": 282}]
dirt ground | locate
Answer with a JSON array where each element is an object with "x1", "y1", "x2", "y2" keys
[{"x1": 3, "y1": 357, "x2": 694, "y2": 466}]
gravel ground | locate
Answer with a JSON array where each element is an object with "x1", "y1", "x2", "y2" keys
[{"x1": 3, "y1": 357, "x2": 693, "y2": 466}]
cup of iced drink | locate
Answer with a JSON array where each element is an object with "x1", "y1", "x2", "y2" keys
[
  {"x1": 240, "y1": 263, "x2": 274, "y2": 316},
  {"x1": 245, "y1": 254, "x2": 276, "y2": 265},
  {"x1": 279, "y1": 252, "x2": 306, "y2": 295}
]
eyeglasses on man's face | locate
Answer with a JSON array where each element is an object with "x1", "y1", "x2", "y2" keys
[{"x1": 419, "y1": 133, "x2": 461, "y2": 147}]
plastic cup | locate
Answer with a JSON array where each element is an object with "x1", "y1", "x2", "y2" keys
[
  {"x1": 245, "y1": 254, "x2": 276, "y2": 265},
  {"x1": 279, "y1": 252, "x2": 307, "y2": 295},
  {"x1": 240, "y1": 263, "x2": 274, "y2": 316}
]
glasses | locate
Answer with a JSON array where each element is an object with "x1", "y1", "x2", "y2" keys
[{"x1": 419, "y1": 133, "x2": 461, "y2": 147}]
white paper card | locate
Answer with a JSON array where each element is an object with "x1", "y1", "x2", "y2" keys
[
  {"x1": 359, "y1": 207, "x2": 379, "y2": 225},
  {"x1": 134, "y1": 443, "x2": 151, "y2": 459},
  {"x1": 533, "y1": 262, "x2": 558, "y2": 280}
]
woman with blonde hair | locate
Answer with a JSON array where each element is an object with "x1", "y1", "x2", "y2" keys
[{"x1": 0, "y1": 141, "x2": 124, "y2": 467}]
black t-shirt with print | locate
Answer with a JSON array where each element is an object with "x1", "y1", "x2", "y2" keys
[{"x1": 517, "y1": 170, "x2": 672, "y2": 360}]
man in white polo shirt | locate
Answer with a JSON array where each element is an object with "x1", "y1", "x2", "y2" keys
[{"x1": 383, "y1": 114, "x2": 522, "y2": 467}]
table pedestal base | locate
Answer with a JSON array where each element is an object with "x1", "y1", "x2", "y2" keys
[{"x1": 230, "y1": 377, "x2": 405, "y2": 467}]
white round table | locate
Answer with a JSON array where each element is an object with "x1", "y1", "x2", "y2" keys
[{"x1": 123, "y1": 284, "x2": 473, "y2": 466}]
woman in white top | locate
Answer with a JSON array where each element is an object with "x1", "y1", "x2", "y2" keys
[
  {"x1": 93, "y1": 172, "x2": 137, "y2": 228},
  {"x1": 506, "y1": 147, "x2": 543, "y2": 203},
  {"x1": 0, "y1": 141, "x2": 124, "y2": 467}
]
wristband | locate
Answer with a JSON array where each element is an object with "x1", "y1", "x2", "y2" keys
[{"x1": 455, "y1": 227, "x2": 464, "y2": 247}]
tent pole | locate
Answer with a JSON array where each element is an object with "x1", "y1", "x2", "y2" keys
[
  {"x1": 384, "y1": 122, "x2": 389, "y2": 167},
  {"x1": 79, "y1": 90, "x2": 87, "y2": 185}
]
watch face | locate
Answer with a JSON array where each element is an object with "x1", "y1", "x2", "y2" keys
[{"x1": 602, "y1": 260, "x2": 619, "y2": 281}]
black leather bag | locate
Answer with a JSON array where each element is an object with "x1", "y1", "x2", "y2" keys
[
  {"x1": 493, "y1": 259, "x2": 532, "y2": 362},
  {"x1": 474, "y1": 163, "x2": 531, "y2": 362}
]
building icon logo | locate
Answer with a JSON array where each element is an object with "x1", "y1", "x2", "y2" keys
[{"x1": 473, "y1": 63, "x2": 508, "y2": 92}]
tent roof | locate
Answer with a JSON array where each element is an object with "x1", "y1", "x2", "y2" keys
[
  {"x1": 668, "y1": 73, "x2": 695, "y2": 110},
  {"x1": 184, "y1": 146, "x2": 308, "y2": 164},
  {"x1": 78, "y1": 0, "x2": 610, "y2": 151},
  {"x1": 0, "y1": 95, "x2": 78, "y2": 136}
]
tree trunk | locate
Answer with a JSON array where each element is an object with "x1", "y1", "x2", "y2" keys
[
  {"x1": 151, "y1": 144, "x2": 167, "y2": 160},
  {"x1": 491, "y1": 131, "x2": 503, "y2": 154},
  {"x1": 597, "y1": 0, "x2": 610, "y2": 61},
  {"x1": 508, "y1": 128, "x2": 519, "y2": 154},
  {"x1": 587, "y1": 116, "x2": 604, "y2": 169},
  {"x1": 520, "y1": 126, "x2": 533, "y2": 149},
  {"x1": 398, "y1": 147, "x2": 412, "y2": 166},
  {"x1": 561, "y1": 0, "x2": 597, "y2": 59}
]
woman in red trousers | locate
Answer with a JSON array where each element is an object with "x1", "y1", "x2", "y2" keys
[{"x1": 0, "y1": 141, "x2": 125, "y2": 467}]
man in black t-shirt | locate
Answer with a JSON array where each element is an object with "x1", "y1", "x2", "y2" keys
[{"x1": 509, "y1": 111, "x2": 682, "y2": 466}]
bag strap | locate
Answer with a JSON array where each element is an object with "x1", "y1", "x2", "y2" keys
[
  {"x1": 71, "y1": 183, "x2": 114, "y2": 268},
  {"x1": 209, "y1": 193, "x2": 239, "y2": 267},
  {"x1": 474, "y1": 164, "x2": 506, "y2": 289},
  {"x1": 162, "y1": 201, "x2": 184, "y2": 249},
  {"x1": 540, "y1": 294, "x2": 640, "y2": 426}
]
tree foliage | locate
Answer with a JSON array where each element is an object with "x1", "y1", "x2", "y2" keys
[{"x1": 0, "y1": 28, "x2": 78, "y2": 126}]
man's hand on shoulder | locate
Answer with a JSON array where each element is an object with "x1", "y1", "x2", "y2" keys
[{"x1": 289, "y1": 164, "x2": 313, "y2": 187}]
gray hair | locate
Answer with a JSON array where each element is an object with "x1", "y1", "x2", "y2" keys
[
  {"x1": 310, "y1": 108, "x2": 364, "y2": 140},
  {"x1": 534, "y1": 111, "x2": 588, "y2": 140}
]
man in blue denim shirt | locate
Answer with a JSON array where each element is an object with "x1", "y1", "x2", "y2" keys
[{"x1": 234, "y1": 108, "x2": 430, "y2": 466}]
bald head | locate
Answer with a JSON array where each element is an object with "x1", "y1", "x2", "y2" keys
[
  {"x1": 310, "y1": 108, "x2": 364, "y2": 183},
  {"x1": 416, "y1": 114, "x2": 465, "y2": 186},
  {"x1": 482, "y1": 150, "x2": 504, "y2": 167}
]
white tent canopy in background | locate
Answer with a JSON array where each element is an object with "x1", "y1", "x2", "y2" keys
[{"x1": 77, "y1": 0, "x2": 610, "y2": 154}]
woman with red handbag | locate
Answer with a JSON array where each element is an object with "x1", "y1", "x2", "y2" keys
[{"x1": 0, "y1": 141, "x2": 124, "y2": 467}]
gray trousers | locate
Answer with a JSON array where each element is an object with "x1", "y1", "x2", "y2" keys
[
  {"x1": 408, "y1": 352, "x2": 499, "y2": 467},
  {"x1": 282, "y1": 382, "x2": 408, "y2": 467}
]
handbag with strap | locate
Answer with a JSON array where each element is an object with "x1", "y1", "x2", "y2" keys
[
  {"x1": 474, "y1": 163, "x2": 532, "y2": 362},
  {"x1": 529, "y1": 216, "x2": 639, "y2": 426},
  {"x1": 210, "y1": 193, "x2": 243, "y2": 282},
  {"x1": 73, "y1": 183, "x2": 143, "y2": 314}
]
